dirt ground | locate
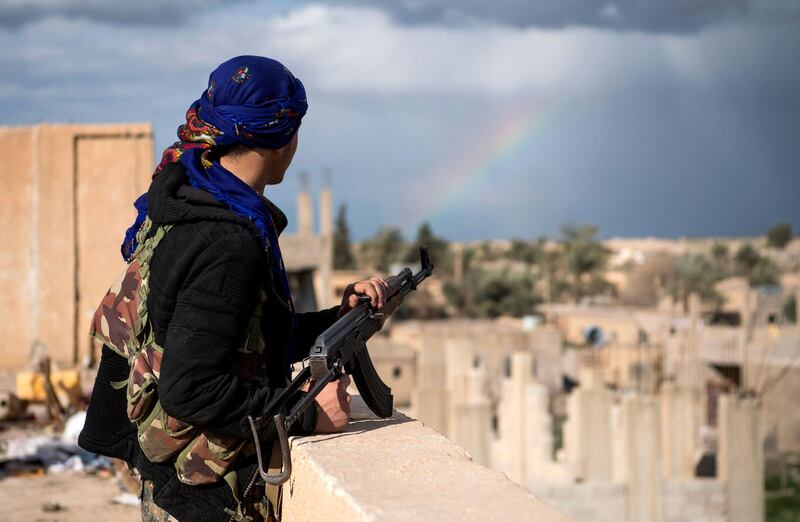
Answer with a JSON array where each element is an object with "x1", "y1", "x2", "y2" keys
[
  {"x1": 0, "y1": 472, "x2": 140, "y2": 522},
  {"x1": 0, "y1": 417, "x2": 140, "y2": 522}
]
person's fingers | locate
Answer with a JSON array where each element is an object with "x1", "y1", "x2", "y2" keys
[
  {"x1": 336, "y1": 376, "x2": 352, "y2": 415},
  {"x1": 370, "y1": 278, "x2": 387, "y2": 308},
  {"x1": 348, "y1": 279, "x2": 389, "y2": 309},
  {"x1": 356, "y1": 281, "x2": 379, "y2": 307}
]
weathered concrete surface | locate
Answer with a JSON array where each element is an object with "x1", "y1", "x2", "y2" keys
[
  {"x1": 1, "y1": 122, "x2": 336, "y2": 366},
  {"x1": 0, "y1": 123, "x2": 152, "y2": 369},
  {"x1": 718, "y1": 395, "x2": 764, "y2": 522},
  {"x1": 660, "y1": 383, "x2": 703, "y2": 479},
  {"x1": 620, "y1": 396, "x2": 663, "y2": 522},
  {"x1": 564, "y1": 385, "x2": 613, "y2": 481},
  {"x1": 282, "y1": 397, "x2": 572, "y2": 522}
]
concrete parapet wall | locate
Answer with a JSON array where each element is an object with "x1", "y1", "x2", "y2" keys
[{"x1": 281, "y1": 396, "x2": 571, "y2": 521}]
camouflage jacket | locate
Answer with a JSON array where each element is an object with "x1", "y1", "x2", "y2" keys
[{"x1": 80, "y1": 163, "x2": 336, "y2": 521}]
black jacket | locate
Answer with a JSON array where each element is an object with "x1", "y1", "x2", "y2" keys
[{"x1": 79, "y1": 162, "x2": 338, "y2": 521}]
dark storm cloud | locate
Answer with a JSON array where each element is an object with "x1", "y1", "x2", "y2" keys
[
  {"x1": 321, "y1": 0, "x2": 800, "y2": 32},
  {"x1": 1, "y1": 3, "x2": 798, "y2": 239},
  {"x1": 0, "y1": 0, "x2": 253, "y2": 28}
]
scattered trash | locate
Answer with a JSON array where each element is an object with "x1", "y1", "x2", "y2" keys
[
  {"x1": 0, "y1": 364, "x2": 138, "y2": 513},
  {"x1": 0, "y1": 432, "x2": 112, "y2": 477},
  {"x1": 61, "y1": 411, "x2": 86, "y2": 445},
  {"x1": 0, "y1": 390, "x2": 28, "y2": 421},
  {"x1": 48, "y1": 454, "x2": 84, "y2": 474},
  {"x1": 41, "y1": 500, "x2": 65, "y2": 513},
  {"x1": 112, "y1": 492, "x2": 141, "y2": 507}
]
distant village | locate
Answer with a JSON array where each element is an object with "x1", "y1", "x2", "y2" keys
[{"x1": 332, "y1": 206, "x2": 799, "y2": 522}]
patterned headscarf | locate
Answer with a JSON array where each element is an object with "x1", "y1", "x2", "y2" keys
[{"x1": 121, "y1": 56, "x2": 307, "y2": 310}]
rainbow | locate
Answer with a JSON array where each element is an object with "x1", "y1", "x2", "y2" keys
[{"x1": 423, "y1": 103, "x2": 557, "y2": 226}]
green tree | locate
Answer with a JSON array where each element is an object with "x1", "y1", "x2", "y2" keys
[
  {"x1": 444, "y1": 269, "x2": 540, "y2": 318},
  {"x1": 735, "y1": 243, "x2": 780, "y2": 287},
  {"x1": 710, "y1": 241, "x2": 731, "y2": 275},
  {"x1": 667, "y1": 254, "x2": 724, "y2": 312},
  {"x1": 361, "y1": 227, "x2": 405, "y2": 273},
  {"x1": 735, "y1": 244, "x2": 761, "y2": 273},
  {"x1": 333, "y1": 204, "x2": 356, "y2": 269},
  {"x1": 508, "y1": 238, "x2": 545, "y2": 265},
  {"x1": 405, "y1": 222, "x2": 450, "y2": 272},
  {"x1": 560, "y1": 224, "x2": 612, "y2": 303},
  {"x1": 767, "y1": 223, "x2": 793, "y2": 250},
  {"x1": 749, "y1": 257, "x2": 780, "y2": 287}
]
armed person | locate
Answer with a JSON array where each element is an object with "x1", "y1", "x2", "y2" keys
[{"x1": 78, "y1": 56, "x2": 390, "y2": 521}]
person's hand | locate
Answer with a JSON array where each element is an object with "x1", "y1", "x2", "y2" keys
[
  {"x1": 339, "y1": 278, "x2": 388, "y2": 316},
  {"x1": 311, "y1": 375, "x2": 351, "y2": 433}
]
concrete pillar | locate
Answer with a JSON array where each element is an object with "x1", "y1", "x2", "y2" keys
[
  {"x1": 563, "y1": 385, "x2": 613, "y2": 481},
  {"x1": 320, "y1": 180, "x2": 332, "y2": 238},
  {"x1": 611, "y1": 402, "x2": 627, "y2": 484},
  {"x1": 621, "y1": 395, "x2": 663, "y2": 522},
  {"x1": 525, "y1": 381, "x2": 553, "y2": 482},
  {"x1": 660, "y1": 382, "x2": 703, "y2": 479},
  {"x1": 452, "y1": 366, "x2": 491, "y2": 466},
  {"x1": 528, "y1": 326, "x2": 563, "y2": 392},
  {"x1": 493, "y1": 351, "x2": 533, "y2": 484},
  {"x1": 413, "y1": 338, "x2": 450, "y2": 436},
  {"x1": 686, "y1": 293, "x2": 702, "y2": 388},
  {"x1": 718, "y1": 395, "x2": 764, "y2": 522},
  {"x1": 297, "y1": 172, "x2": 313, "y2": 236},
  {"x1": 319, "y1": 176, "x2": 333, "y2": 306}
]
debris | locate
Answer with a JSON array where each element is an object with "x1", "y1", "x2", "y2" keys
[
  {"x1": 16, "y1": 364, "x2": 81, "y2": 413},
  {"x1": 1, "y1": 432, "x2": 112, "y2": 477},
  {"x1": 48, "y1": 454, "x2": 84, "y2": 473},
  {"x1": 41, "y1": 500, "x2": 64, "y2": 512},
  {"x1": 111, "y1": 492, "x2": 141, "y2": 507},
  {"x1": 61, "y1": 411, "x2": 87, "y2": 445},
  {"x1": 0, "y1": 390, "x2": 28, "y2": 421}
]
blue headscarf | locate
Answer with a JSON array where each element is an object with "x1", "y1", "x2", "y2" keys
[{"x1": 122, "y1": 55, "x2": 307, "y2": 312}]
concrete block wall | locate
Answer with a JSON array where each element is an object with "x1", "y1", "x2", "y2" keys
[
  {"x1": 0, "y1": 123, "x2": 152, "y2": 369},
  {"x1": 529, "y1": 483, "x2": 627, "y2": 522},
  {"x1": 663, "y1": 479, "x2": 726, "y2": 522},
  {"x1": 533, "y1": 479, "x2": 727, "y2": 522}
]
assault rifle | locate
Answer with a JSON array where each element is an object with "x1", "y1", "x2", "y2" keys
[{"x1": 247, "y1": 248, "x2": 435, "y2": 485}]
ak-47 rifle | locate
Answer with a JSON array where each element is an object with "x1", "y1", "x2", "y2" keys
[{"x1": 247, "y1": 247, "x2": 435, "y2": 485}]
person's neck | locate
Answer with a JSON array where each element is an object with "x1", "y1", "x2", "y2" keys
[{"x1": 220, "y1": 153, "x2": 269, "y2": 195}]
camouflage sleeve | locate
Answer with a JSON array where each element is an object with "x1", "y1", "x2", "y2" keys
[
  {"x1": 288, "y1": 306, "x2": 340, "y2": 363},
  {"x1": 156, "y1": 231, "x2": 282, "y2": 439}
]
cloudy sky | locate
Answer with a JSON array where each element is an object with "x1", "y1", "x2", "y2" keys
[{"x1": 2, "y1": 0, "x2": 798, "y2": 241}]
